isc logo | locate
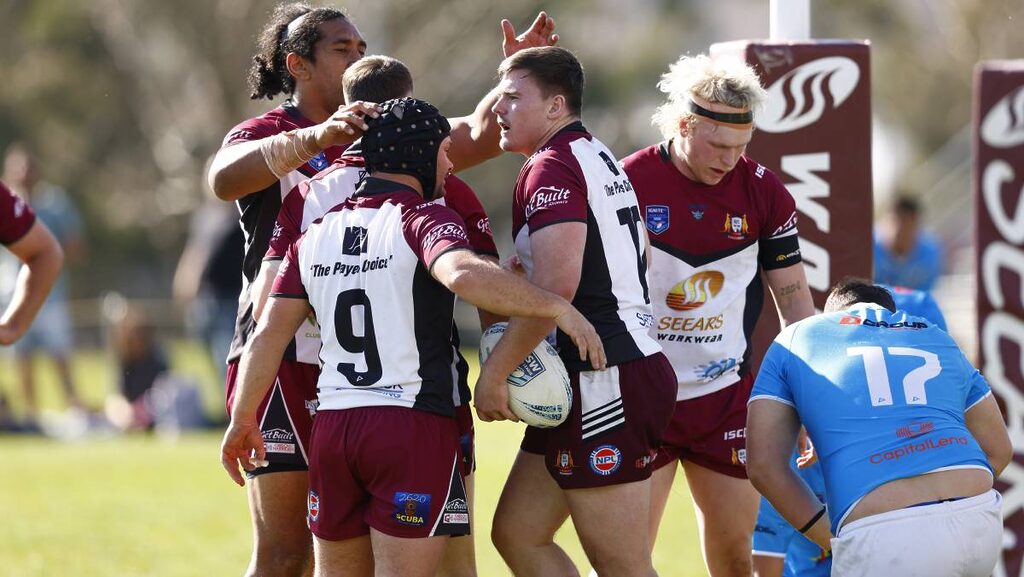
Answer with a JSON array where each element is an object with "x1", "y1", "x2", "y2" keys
[{"x1": 723, "y1": 428, "x2": 746, "y2": 441}]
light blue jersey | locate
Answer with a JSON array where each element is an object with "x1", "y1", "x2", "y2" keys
[
  {"x1": 753, "y1": 450, "x2": 831, "y2": 576},
  {"x1": 750, "y1": 303, "x2": 992, "y2": 534},
  {"x1": 882, "y1": 284, "x2": 947, "y2": 332}
]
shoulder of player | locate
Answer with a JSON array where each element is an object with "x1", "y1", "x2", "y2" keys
[
  {"x1": 621, "y1": 143, "x2": 664, "y2": 170},
  {"x1": 223, "y1": 106, "x2": 303, "y2": 143}
]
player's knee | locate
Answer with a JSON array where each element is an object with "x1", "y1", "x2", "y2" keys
[
  {"x1": 589, "y1": 553, "x2": 655, "y2": 577},
  {"x1": 490, "y1": 517, "x2": 518, "y2": 556}
]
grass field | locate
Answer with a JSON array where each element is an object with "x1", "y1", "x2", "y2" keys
[{"x1": 0, "y1": 343, "x2": 707, "y2": 576}]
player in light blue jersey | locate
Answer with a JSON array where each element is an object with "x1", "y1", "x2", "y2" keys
[
  {"x1": 746, "y1": 279, "x2": 1011, "y2": 577},
  {"x1": 751, "y1": 282, "x2": 948, "y2": 577}
]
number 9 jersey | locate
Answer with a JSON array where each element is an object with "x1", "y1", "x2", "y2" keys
[
  {"x1": 271, "y1": 178, "x2": 473, "y2": 417},
  {"x1": 750, "y1": 303, "x2": 993, "y2": 535}
]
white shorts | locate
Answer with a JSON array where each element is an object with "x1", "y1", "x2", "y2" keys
[{"x1": 831, "y1": 489, "x2": 1002, "y2": 577}]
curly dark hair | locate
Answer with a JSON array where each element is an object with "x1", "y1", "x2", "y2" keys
[{"x1": 247, "y1": 3, "x2": 350, "y2": 100}]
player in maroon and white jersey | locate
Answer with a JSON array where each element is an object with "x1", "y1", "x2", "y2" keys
[
  {"x1": 222, "y1": 98, "x2": 603, "y2": 577},
  {"x1": 208, "y1": 6, "x2": 558, "y2": 575},
  {"x1": 256, "y1": 56, "x2": 502, "y2": 577},
  {"x1": 0, "y1": 180, "x2": 63, "y2": 346},
  {"x1": 621, "y1": 54, "x2": 816, "y2": 577},
  {"x1": 481, "y1": 47, "x2": 676, "y2": 577}
]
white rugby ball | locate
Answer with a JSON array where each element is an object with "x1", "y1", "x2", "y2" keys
[{"x1": 478, "y1": 322, "x2": 573, "y2": 428}]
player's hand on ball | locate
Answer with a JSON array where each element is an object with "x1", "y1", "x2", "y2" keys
[
  {"x1": 473, "y1": 365, "x2": 520, "y2": 423},
  {"x1": 220, "y1": 419, "x2": 267, "y2": 487},
  {"x1": 554, "y1": 306, "x2": 606, "y2": 370},
  {"x1": 314, "y1": 101, "x2": 379, "y2": 149}
]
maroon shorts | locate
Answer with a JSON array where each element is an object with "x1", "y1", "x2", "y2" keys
[
  {"x1": 225, "y1": 359, "x2": 319, "y2": 475},
  {"x1": 651, "y1": 373, "x2": 753, "y2": 479},
  {"x1": 521, "y1": 353, "x2": 676, "y2": 490},
  {"x1": 455, "y1": 404, "x2": 475, "y2": 477},
  {"x1": 307, "y1": 407, "x2": 470, "y2": 541}
]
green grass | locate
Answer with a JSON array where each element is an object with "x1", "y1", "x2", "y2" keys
[{"x1": 0, "y1": 344, "x2": 706, "y2": 576}]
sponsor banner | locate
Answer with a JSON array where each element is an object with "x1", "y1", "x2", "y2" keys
[
  {"x1": 710, "y1": 40, "x2": 873, "y2": 370},
  {"x1": 974, "y1": 59, "x2": 1024, "y2": 577}
]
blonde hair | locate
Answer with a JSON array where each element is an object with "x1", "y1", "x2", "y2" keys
[{"x1": 651, "y1": 54, "x2": 767, "y2": 140}]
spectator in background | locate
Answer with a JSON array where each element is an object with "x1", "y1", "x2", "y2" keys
[
  {"x1": 104, "y1": 305, "x2": 168, "y2": 432},
  {"x1": 873, "y1": 195, "x2": 943, "y2": 291},
  {"x1": 173, "y1": 192, "x2": 244, "y2": 386},
  {"x1": 1, "y1": 144, "x2": 85, "y2": 420}
]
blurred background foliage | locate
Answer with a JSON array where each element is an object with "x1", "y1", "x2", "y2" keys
[{"x1": 0, "y1": 0, "x2": 1021, "y2": 333}]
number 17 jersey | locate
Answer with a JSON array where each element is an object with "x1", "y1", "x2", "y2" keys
[
  {"x1": 271, "y1": 178, "x2": 473, "y2": 417},
  {"x1": 750, "y1": 303, "x2": 993, "y2": 534}
]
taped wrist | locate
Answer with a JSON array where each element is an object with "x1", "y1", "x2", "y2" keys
[{"x1": 259, "y1": 129, "x2": 319, "y2": 178}]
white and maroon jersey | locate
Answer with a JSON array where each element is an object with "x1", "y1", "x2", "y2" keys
[
  {"x1": 512, "y1": 122, "x2": 660, "y2": 371},
  {"x1": 622, "y1": 142, "x2": 802, "y2": 400},
  {"x1": 220, "y1": 102, "x2": 345, "y2": 363},
  {"x1": 271, "y1": 178, "x2": 472, "y2": 416},
  {"x1": 266, "y1": 150, "x2": 498, "y2": 402},
  {"x1": 0, "y1": 182, "x2": 35, "y2": 245}
]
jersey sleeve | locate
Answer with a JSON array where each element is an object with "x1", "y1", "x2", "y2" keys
[
  {"x1": 266, "y1": 183, "x2": 305, "y2": 260},
  {"x1": 222, "y1": 115, "x2": 281, "y2": 147},
  {"x1": 442, "y1": 174, "x2": 498, "y2": 257},
  {"x1": 520, "y1": 154, "x2": 588, "y2": 233},
  {"x1": 0, "y1": 183, "x2": 35, "y2": 245},
  {"x1": 402, "y1": 203, "x2": 473, "y2": 270},
  {"x1": 750, "y1": 330, "x2": 797, "y2": 407},
  {"x1": 756, "y1": 168, "x2": 803, "y2": 271},
  {"x1": 961, "y1": 352, "x2": 993, "y2": 411},
  {"x1": 270, "y1": 241, "x2": 308, "y2": 299}
]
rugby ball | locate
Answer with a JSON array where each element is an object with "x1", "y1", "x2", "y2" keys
[{"x1": 478, "y1": 322, "x2": 573, "y2": 428}]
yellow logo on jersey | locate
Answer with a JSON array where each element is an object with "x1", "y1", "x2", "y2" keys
[{"x1": 666, "y1": 271, "x2": 724, "y2": 311}]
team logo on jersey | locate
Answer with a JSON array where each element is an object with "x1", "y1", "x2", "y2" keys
[
  {"x1": 555, "y1": 449, "x2": 575, "y2": 476},
  {"x1": 723, "y1": 213, "x2": 749, "y2": 240},
  {"x1": 645, "y1": 205, "x2": 670, "y2": 234},
  {"x1": 589, "y1": 445, "x2": 622, "y2": 476},
  {"x1": 393, "y1": 492, "x2": 431, "y2": 526},
  {"x1": 688, "y1": 204, "x2": 706, "y2": 220},
  {"x1": 896, "y1": 421, "x2": 935, "y2": 439},
  {"x1": 342, "y1": 226, "x2": 368, "y2": 255},
  {"x1": 666, "y1": 271, "x2": 724, "y2": 311},
  {"x1": 309, "y1": 152, "x2": 329, "y2": 171},
  {"x1": 307, "y1": 490, "x2": 320, "y2": 521}
]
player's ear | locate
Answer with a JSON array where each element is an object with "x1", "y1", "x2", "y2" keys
[
  {"x1": 548, "y1": 94, "x2": 565, "y2": 118},
  {"x1": 286, "y1": 52, "x2": 311, "y2": 81}
]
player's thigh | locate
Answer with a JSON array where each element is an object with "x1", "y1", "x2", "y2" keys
[
  {"x1": 648, "y1": 459, "x2": 678, "y2": 545},
  {"x1": 313, "y1": 534, "x2": 372, "y2": 577},
  {"x1": 683, "y1": 460, "x2": 759, "y2": 540},
  {"x1": 370, "y1": 530, "x2": 449, "y2": 577},
  {"x1": 493, "y1": 451, "x2": 570, "y2": 543},
  {"x1": 248, "y1": 470, "x2": 311, "y2": 543},
  {"x1": 564, "y1": 479, "x2": 653, "y2": 565}
]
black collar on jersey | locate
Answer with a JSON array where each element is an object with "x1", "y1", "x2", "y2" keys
[
  {"x1": 555, "y1": 120, "x2": 588, "y2": 137},
  {"x1": 687, "y1": 99, "x2": 753, "y2": 125},
  {"x1": 657, "y1": 141, "x2": 672, "y2": 163},
  {"x1": 353, "y1": 176, "x2": 418, "y2": 197},
  {"x1": 281, "y1": 99, "x2": 306, "y2": 121}
]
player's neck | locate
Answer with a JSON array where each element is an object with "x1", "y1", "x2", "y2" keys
[
  {"x1": 668, "y1": 139, "x2": 699, "y2": 182},
  {"x1": 370, "y1": 172, "x2": 424, "y2": 197},
  {"x1": 289, "y1": 90, "x2": 333, "y2": 124},
  {"x1": 526, "y1": 116, "x2": 579, "y2": 156}
]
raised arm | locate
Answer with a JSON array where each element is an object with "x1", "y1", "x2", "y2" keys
[
  {"x1": 447, "y1": 12, "x2": 558, "y2": 171},
  {"x1": 0, "y1": 221, "x2": 63, "y2": 345}
]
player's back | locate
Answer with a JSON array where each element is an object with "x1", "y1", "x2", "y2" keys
[
  {"x1": 287, "y1": 182, "x2": 466, "y2": 417},
  {"x1": 753, "y1": 303, "x2": 992, "y2": 533}
]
